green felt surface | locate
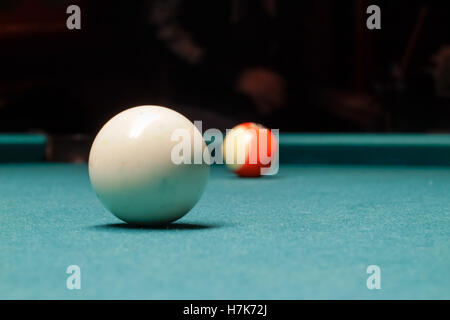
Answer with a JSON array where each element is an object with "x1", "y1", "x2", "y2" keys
[
  {"x1": 0, "y1": 134, "x2": 47, "y2": 162},
  {"x1": 281, "y1": 133, "x2": 450, "y2": 145},
  {"x1": 280, "y1": 134, "x2": 450, "y2": 166},
  {"x1": 1, "y1": 163, "x2": 449, "y2": 299}
]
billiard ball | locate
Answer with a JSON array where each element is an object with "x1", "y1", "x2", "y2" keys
[
  {"x1": 223, "y1": 122, "x2": 277, "y2": 177},
  {"x1": 88, "y1": 105, "x2": 210, "y2": 225}
]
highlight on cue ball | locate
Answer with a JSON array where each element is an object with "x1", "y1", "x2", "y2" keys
[{"x1": 88, "y1": 105, "x2": 210, "y2": 226}]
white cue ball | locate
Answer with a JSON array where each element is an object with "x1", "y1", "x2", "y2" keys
[{"x1": 88, "y1": 105, "x2": 210, "y2": 225}]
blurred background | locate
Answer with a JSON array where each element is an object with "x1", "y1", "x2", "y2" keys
[{"x1": 1, "y1": 0, "x2": 450, "y2": 137}]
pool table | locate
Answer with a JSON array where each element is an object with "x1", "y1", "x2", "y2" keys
[{"x1": 1, "y1": 133, "x2": 449, "y2": 299}]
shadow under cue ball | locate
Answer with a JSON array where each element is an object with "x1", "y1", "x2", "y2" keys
[{"x1": 88, "y1": 105, "x2": 210, "y2": 225}]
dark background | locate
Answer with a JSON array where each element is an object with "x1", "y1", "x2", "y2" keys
[{"x1": 1, "y1": 0, "x2": 450, "y2": 134}]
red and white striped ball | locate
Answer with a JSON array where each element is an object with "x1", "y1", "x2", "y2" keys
[{"x1": 223, "y1": 122, "x2": 278, "y2": 177}]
